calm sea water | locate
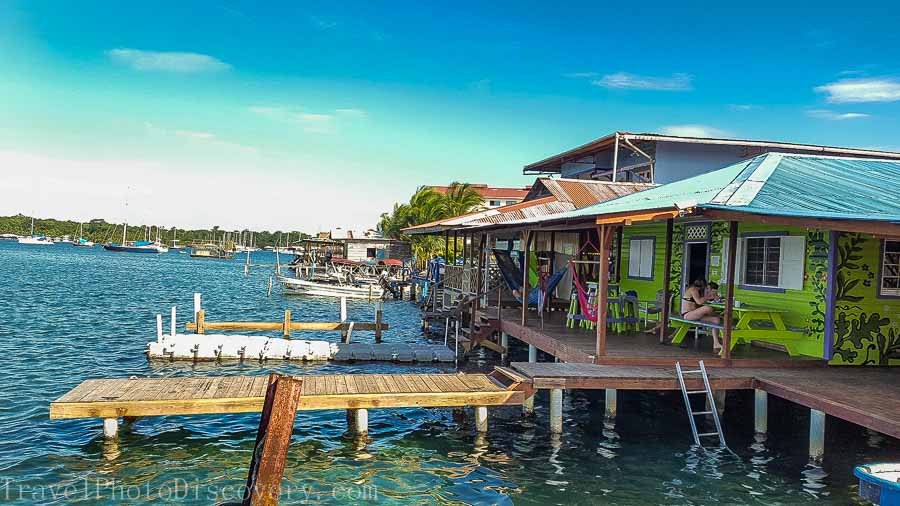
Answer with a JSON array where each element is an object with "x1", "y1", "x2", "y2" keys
[{"x1": 0, "y1": 241, "x2": 895, "y2": 505}]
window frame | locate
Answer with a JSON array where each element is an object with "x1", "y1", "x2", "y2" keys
[
  {"x1": 879, "y1": 239, "x2": 900, "y2": 298},
  {"x1": 742, "y1": 236, "x2": 782, "y2": 288},
  {"x1": 627, "y1": 236, "x2": 656, "y2": 281}
]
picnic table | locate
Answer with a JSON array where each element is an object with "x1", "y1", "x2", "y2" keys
[{"x1": 670, "y1": 302, "x2": 806, "y2": 356}]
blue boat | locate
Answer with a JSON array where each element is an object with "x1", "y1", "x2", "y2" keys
[
  {"x1": 855, "y1": 463, "x2": 900, "y2": 506},
  {"x1": 103, "y1": 222, "x2": 168, "y2": 254}
]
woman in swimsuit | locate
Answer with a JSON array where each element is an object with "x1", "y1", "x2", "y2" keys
[{"x1": 681, "y1": 278, "x2": 723, "y2": 354}]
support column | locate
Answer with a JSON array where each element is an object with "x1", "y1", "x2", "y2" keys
[
  {"x1": 605, "y1": 389, "x2": 617, "y2": 419},
  {"x1": 500, "y1": 332, "x2": 509, "y2": 362},
  {"x1": 521, "y1": 230, "x2": 531, "y2": 326},
  {"x1": 809, "y1": 409, "x2": 825, "y2": 460},
  {"x1": 524, "y1": 344, "x2": 537, "y2": 414},
  {"x1": 659, "y1": 219, "x2": 673, "y2": 343},
  {"x1": 103, "y1": 418, "x2": 118, "y2": 439},
  {"x1": 754, "y1": 389, "x2": 768, "y2": 434},
  {"x1": 722, "y1": 221, "x2": 739, "y2": 359},
  {"x1": 549, "y1": 389, "x2": 563, "y2": 434},
  {"x1": 595, "y1": 225, "x2": 613, "y2": 358},
  {"x1": 347, "y1": 409, "x2": 369, "y2": 435},
  {"x1": 474, "y1": 406, "x2": 488, "y2": 433}
]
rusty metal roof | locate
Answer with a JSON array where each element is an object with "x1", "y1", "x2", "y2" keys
[{"x1": 531, "y1": 178, "x2": 656, "y2": 208}]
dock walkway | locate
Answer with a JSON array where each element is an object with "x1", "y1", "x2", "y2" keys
[
  {"x1": 512, "y1": 362, "x2": 900, "y2": 439},
  {"x1": 50, "y1": 371, "x2": 529, "y2": 421}
]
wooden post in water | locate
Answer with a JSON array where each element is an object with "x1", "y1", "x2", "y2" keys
[
  {"x1": 196, "y1": 310, "x2": 206, "y2": 335},
  {"x1": 170, "y1": 306, "x2": 177, "y2": 337},
  {"x1": 340, "y1": 297, "x2": 348, "y2": 342},
  {"x1": 283, "y1": 309, "x2": 291, "y2": 338},
  {"x1": 474, "y1": 406, "x2": 488, "y2": 433},
  {"x1": 347, "y1": 409, "x2": 369, "y2": 435},
  {"x1": 549, "y1": 389, "x2": 563, "y2": 434},
  {"x1": 809, "y1": 409, "x2": 826, "y2": 461},
  {"x1": 595, "y1": 225, "x2": 613, "y2": 358},
  {"x1": 754, "y1": 389, "x2": 768, "y2": 434},
  {"x1": 374, "y1": 300, "x2": 383, "y2": 343},
  {"x1": 156, "y1": 314, "x2": 163, "y2": 340},
  {"x1": 242, "y1": 374, "x2": 303, "y2": 505}
]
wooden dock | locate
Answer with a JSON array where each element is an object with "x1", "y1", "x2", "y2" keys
[
  {"x1": 511, "y1": 362, "x2": 900, "y2": 440},
  {"x1": 49, "y1": 370, "x2": 531, "y2": 436}
]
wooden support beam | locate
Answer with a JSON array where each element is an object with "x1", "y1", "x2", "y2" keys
[
  {"x1": 659, "y1": 219, "x2": 673, "y2": 343},
  {"x1": 374, "y1": 300, "x2": 383, "y2": 343},
  {"x1": 605, "y1": 388, "x2": 617, "y2": 419},
  {"x1": 595, "y1": 225, "x2": 613, "y2": 358},
  {"x1": 614, "y1": 226, "x2": 624, "y2": 283},
  {"x1": 186, "y1": 321, "x2": 389, "y2": 333},
  {"x1": 283, "y1": 309, "x2": 291, "y2": 338},
  {"x1": 521, "y1": 230, "x2": 531, "y2": 326},
  {"x1": 474, "y1": 406, "x2": 488, "y2": 433},
  {"x1": 810, "y1": 409, "x2": 826, "y2": 461},
  {"x1": 242, "y1": 374, "x2": 303, "y2": 505},
  {"x1": 722, "y1": 221, "x2": 738, "y2": 359},
  {"x1": 596, "y1": 209, "x2": 679, "y2": 225},
  {"x1": 197, "y1": 309, "x2": 206, "y2": 335}
]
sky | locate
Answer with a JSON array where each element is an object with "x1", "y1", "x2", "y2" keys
[{"x1": 1, "y1": 1, "x2": 900, "y2": 232}]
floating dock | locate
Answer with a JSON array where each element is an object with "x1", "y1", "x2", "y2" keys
[{"x1": 49, "y1": 369, "x2": 531, "y2": 438}]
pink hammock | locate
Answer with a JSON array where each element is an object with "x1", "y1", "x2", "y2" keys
[{"x1": 569, "y1": 239, "x2": 600, "y2": 323}]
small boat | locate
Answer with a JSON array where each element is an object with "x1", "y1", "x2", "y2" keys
[
  {"x1": 72, "y1": 224, "x2": 95, "y2": 247},
  {"x1": 855, "y1": 463, "x2": 900, "y2": 505},
  {"x1": 191, "y1": 245, "x2": 234, "y2": 259},
  {"x1": 277, "y1": 275, "x2": 384, "y2": 300},
  {"x1": 18, "y1": 217, "x2": 55, "y2": 246}
]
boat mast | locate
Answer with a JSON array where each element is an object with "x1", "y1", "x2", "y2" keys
[{"x1": 30, "y1": 216, "x2": 35, "y2": 236}]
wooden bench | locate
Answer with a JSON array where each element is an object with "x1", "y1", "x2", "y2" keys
[{"x1": 669, "y1": 317, "x2": 725, "y2": 348}]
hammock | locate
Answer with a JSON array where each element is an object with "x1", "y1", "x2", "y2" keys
[
  {"x1": 492, "y1": 249, "x2": 566, "y2": 307},
  {"x1": 568, "y1": 238, "x2": 601, "y2": 322}
]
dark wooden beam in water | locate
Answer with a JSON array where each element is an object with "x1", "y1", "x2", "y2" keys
[{"x1": 243, "y1": 374, "x2": 303, "y2": 505}]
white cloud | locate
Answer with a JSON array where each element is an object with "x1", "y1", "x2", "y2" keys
[
  {"x1": 729, "y1": 104, "x2": 759, "y2": 111},
  {"x1": 249, "y1": 106, "x2": 365, "y2": 134},
  {"x1": 658, "y1": 124, "x2": 733, "y2": 138},
  {"x1": 336, "y1": 108, "x2": 367, "y2": 118},
  {"x1": 175, "y1": 130, "x2": 216, "y2": 139},
  {"x1": 593, "y1": 72, "x2": 692, "y2": 91},
  {"x1": 299, "y1": 113, "x2": 332, "y2": 122},
  {"x1": 815, "y1": 77, "x2": 900, "y2": 103},
  {"x1": 806, "y1": 109, "x2": 870, "y2": 120},
  {"x1": 107, "y1": 48, "x2": 231, "y2": 73}
]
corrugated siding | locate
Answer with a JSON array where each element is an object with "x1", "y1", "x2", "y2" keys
[{"x1": 540, "y1": 178, "x2": 656, "y2": 208}]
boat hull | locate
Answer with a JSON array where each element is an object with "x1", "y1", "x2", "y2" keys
[
  {"x1": 18, "y1": 237, "x2": 55, "y2": 246},
  {"x1": 277, "y1": 276, "x2": 384, "y2": 300},
  {"x1": 103, "y1": 245, "x2": 166, "y2": 254}
]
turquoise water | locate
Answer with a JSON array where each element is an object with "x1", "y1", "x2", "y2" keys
[{"x1": 0, "y1": 241, "x2": 895, "y2": 505}]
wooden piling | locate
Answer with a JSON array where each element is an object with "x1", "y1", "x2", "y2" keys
[
  {"x1": 103, "y1": 418, "x2": 118, "y2": 439},
  {"x1": 283, "y1": 309, "x2": 291, "y2": 338},
  {"x1": 340, "y1": 297, "x2": 348, "y2": 341},
  {"x1": 810, "y1": 409, "x2": 826, "y2": 460},
  {"x1": 605, "y1": 388, "x2": 617, "y2": 419},
  {"x1": 170, "y1": 306, "x2": 176, "y2": 337},
  {"x1": 475, "y1": 406, "x2": 488, "y2": 433},
  {"x1": 196, "y1": 310, "x2": 206, "y2": 335},
  {"x1": 374, "y1": 300, "x2": 383, "y2": 343},
  {"x1": 549, "y1": 389, "x2": 563, "y2": 434},
  {"x1": 755, "y1": 389, "x2": 768, "y2": 434}
]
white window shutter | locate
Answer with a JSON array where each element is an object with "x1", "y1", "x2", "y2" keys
[
  {"x1": 779, "y1": 236, "x2": 806, "y2": 290},
  {"x1": 720, "y1": 240, "x2": 729, "y2": 285},
  {"x1": 628, "y1": 239, "x2": 641, "y2": 278},
  {"x1": 639, "y1": 239, "x2": 654, "y2": 278},
  {"x1": 734, "y1": 238, "x2": 745, "y2": 285}
]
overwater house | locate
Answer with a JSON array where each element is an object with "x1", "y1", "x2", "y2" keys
[{"x1": 343, "y1": 237, "x2": 412, "y2": 263}]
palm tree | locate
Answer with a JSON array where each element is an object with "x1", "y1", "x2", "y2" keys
[{"x1": 441, "y1": 182, "x2": 484, "y2": 216}]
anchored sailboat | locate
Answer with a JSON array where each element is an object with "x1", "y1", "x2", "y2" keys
[
  {"x1": 72, "y1": 223, "x2": 95, "y2": 247},
  {"x1": 103, "y1": 222, "x2": 168, "y2": 254},
  {"x1": 18, "y1": 217, "x2": 55, "y2": 246}
]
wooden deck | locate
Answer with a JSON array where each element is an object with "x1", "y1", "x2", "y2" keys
[
  {"x1": 512, "y1": 362, "x2": 900, "y2": 439},
  {"x1": 49, "y1": 371, "x2": 530, "y2": 420},
  {"x1": 495, "y1": 308, "x2": 824, "y2": 367}
]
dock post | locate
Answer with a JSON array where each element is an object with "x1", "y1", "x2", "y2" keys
[
  {"x1": 283, "y1": 309, "x2": 291, "y2": 338},
  {"x1": 500, "y1": 332, "x2": 509, "y2": 362},
  {"x1": 375, "y1": 300, "x2": 383, "y2": 343},
  {"x1": 193, "y1": 292, "x2": 201, "y2": 322},
  {"x1": 156, "y1": 314, "x2": 163, "y2": 340},
  {"x1": 809, "y1": 409, "x2": 826, "y2": 460},
  {"x1": 524, "y1": 344, "x2": 537, "y2": 414},
  {"x1": 197, "y1": 310, "x2": 206, "y2": 334},
  {"x1": 549, "y1": 389, "x2": 563, "y2": 434},
  {"x1": 605, "y1": 389, "x2": 617, "y2": 419},
  {"x1": 103, "y1": 418, "x2": 118, "y2": 439},
  {"x1": 170, "y1": 306, "x2": 176, "y2": 337},
  {"x1": 340, "y1": 297, "x2": 348, "y2": 341},
  {"x1": 474, "y1": 406, "x2": 488, "y2": 433},
  {"x1": 754, "y1": 389, "x2": 768, "y2": 434},
  {"x1": 347, "y1": 409, "x2": 368, "y2": 435}
]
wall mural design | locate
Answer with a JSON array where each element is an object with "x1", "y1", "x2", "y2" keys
[
  {"x1": 832, "y1": 233, "x2": 900, "y2": 365},
  {"x1": 668, "y1": 223, "x2": 684, "y2": 309},
  {"x1": 806, "y1": 230, "x2": 829, "y2": 344}
]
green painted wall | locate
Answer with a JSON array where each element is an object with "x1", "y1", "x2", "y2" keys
[
  {"x1": 831, "y1": 233, "x2": 900, "y2": 366},
  {"x1": 618, "y1": 222, "x2": 668, "y2": 299}
]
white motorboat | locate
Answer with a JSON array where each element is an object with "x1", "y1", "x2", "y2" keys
[
  {"x1": 277, "y1": 275, "x2": 384, "y2": 300},
  {"x1": 18, "y1": 217, "x2": 55, "y2": 246}
]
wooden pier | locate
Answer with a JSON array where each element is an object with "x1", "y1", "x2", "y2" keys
[{"x1": 49, "y1": 369, "x2": 531, "y2": 438}]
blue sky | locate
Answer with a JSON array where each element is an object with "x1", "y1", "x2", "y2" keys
[{"x1": 2, "y1": 0, "x2": 900, "y2": 230}]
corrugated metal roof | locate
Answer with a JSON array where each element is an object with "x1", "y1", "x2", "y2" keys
[
  {"x1": 507, "y1": 153, "x2": 900, "y2": 225},
  {"x1": 468, "y1": 199, "x2": 575, "y2": 225},
  {"x1": 538, "y1": 178, "x2": 656, "y2": 208}
]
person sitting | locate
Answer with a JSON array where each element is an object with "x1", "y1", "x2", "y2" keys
[{"x1": 681, "y1": 278, "x2": 723, "y2": 354}]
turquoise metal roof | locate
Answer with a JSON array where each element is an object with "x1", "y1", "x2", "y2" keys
[{"x1": 519, "y1": 153, "x2": 900, "y2": 225}]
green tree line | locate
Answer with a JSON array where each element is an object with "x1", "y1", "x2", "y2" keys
[
  {"x1": 0, "y1": 214, "x2": 308, "y2": 248},
  {"x1": 377, "y1": 182, "x2": 484, "y2": 263}
]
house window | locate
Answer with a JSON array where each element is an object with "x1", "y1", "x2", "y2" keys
[
  {"x1": 744, "y1": 237, "x2": 781, "y2": 287},
  {"x1": 628, "y1": 237, "x2": 655, "y2": 280},
  {"x1": 506, "y1": 200, "x2": 517, "y2": 205},
  {"x1": 489, "y1": 200, "x2": 501, "y2": 207},
  {"x1": 366, "y1": 247, "x2": 377, "y2": 258},
  {"x1": 881, "y1": 240, "x2": 900, "y2": 297}
]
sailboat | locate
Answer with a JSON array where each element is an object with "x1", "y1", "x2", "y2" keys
[
  {"x1": 18, "y1": 217, "x2": 55, "y2": 246},
  {"x1": 169, "y1": 228, "x2": 185, "y2": 251},
  {"x1": 72, "y1": 223, "x2": 95, "y2": 247},
  {"x1": 103, "y1": 222, "x2": 168, "y2": 253}
]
